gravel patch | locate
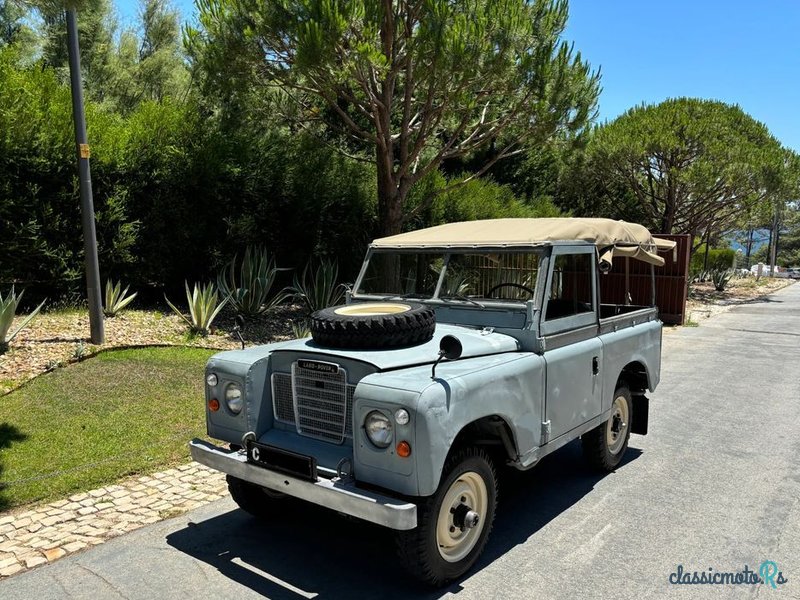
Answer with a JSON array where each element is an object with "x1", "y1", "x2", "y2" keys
[{"x1": 0, "y1": 305, "x2": 305, "y2": 395}]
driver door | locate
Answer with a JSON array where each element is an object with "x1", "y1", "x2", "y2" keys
[{"x1": 540, "y1": 246, "x2": 602, "y2": 442}]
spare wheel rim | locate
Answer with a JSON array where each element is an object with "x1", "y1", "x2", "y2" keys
[{"x1": 333, "y1": 303, "x2": 412, "y2": 316}]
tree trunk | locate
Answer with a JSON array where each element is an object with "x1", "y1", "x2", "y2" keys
[{"x1": 376, "y1": 151, "x2": 403, "y2": 238}]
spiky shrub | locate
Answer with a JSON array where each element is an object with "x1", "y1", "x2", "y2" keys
[
  {"x1": 291, "y1": 318, "x2": 311, "y2": 339},
  {"x1": 290, "y1": 259, "x2": 345, "y2": 314},
  {"x1": 217, "y1": 246, "x2": 290, "y2": 318},
  {"x1": 103, "y1": 280, "x2": 137, "y2": 317},
  {"x1": 165, "y1": 282, "x2": 229, "y2": 336},
  {"x1": 712, "y1": 269, "x2": 734, "y2": 292},
  {"x1": 0, "y1": 287, "x2": 45, "y2": 354}
]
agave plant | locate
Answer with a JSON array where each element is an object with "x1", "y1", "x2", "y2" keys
[
  {"x1": 165, "y1": 282, "x2": 229, "y2": 336},
  {"x1": 290, "y1": 259, "x2": 345, "y2": 314},
  {"x1": 217, "y1": 246, "x2": 291, "y2": 318},
  {"x1": 103, "y1": 279, "x2": 137, "y2": 317},
  {"x1": 0, "y1": 287, "x2": 46, "y2": 354},
  {"x1": 712, "y1": 269, "x2": 734, "y2": 292},
  {"x1": 291, "y1": 318, "x2": 311, "y2": 339}
]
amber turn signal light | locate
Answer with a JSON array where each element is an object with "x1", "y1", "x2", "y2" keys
[
  {"x1": 397, "y1": 441, "x2": 411, "y2": 457},
  {"x1": 208, "y1": 398, "x2": 220, "y2": 412}
]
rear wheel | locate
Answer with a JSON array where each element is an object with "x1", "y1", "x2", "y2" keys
[
  {"x1": 395, "y1": 447, "x2": 497, "y2": 586},
  {"x1": 582, "y1": 385, "x2": 632, "y2": 471}
]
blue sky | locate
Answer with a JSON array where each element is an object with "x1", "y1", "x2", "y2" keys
[{"x1": 115, "y1": 0, "x2": 800, "y2": 152}]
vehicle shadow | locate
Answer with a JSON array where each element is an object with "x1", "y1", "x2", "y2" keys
[
  {"x1": 166, "y1": 441, "x2": 641, "y2": 600},
  {"x1": 0, "y1": 422, "x2": 28, "y2": 511}
]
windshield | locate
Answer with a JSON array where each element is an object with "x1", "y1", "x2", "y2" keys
[{"x1": 356, "y1": 250, "x2": 541, "y2": 302}]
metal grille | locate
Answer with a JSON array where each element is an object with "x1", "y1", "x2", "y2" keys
[
  {"x1": 271, "y1": 364, "x2": 355, "y2": 443},
  {"x1": 272, "y1": 373, "x2": 295, "y2": 423}
]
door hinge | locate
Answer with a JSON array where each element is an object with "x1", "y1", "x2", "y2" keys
[{"x1": 541, "y1": 420, "x2": 551, "y2": 443}]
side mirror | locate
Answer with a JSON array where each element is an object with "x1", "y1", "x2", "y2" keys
[
  {"x1": 432, "y1": 335, "x2": 462, "y2": 379},
  {"x1": 439, "y1": 335, "x2": 462, "y2": 360}
]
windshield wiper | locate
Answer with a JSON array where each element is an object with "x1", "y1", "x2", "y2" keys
[
  {"x1": 380, "y1": 293, "x2": 430, "y2": 301},
  {"x1": 439, "y1": 295, "x2": 485, "y2": 308}
]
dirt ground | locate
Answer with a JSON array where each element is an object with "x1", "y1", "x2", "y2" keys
[
  {"x1": 0, "y1": 305, "x2": 304, "y2": 395},
  {"x1": 685, "y1": 277, "x2": 795, "y2": 323}
]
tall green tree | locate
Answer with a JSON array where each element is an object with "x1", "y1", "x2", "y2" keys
[
  {"x1": 0, "y1": 0, "x2": 40, "y2": 61},
  {"x1": 581, "y1": 98, "x2": 796, "y2": 238},
  {"x1": 188, "y1": 0, "x2": 599, "y2": 236},
  {"x1": 38, "y1": 0, "x2": 117, "y2": 99}
]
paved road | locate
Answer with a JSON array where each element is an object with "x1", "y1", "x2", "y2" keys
[{"x1": 3, "y1": 284, "x2": 799, "y2": 599}]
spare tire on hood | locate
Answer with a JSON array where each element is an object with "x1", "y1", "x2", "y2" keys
[{"x1": 309, "y1": 302, "x2": 436, "y2": 349}]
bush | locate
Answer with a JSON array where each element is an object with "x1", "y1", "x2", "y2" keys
[
  {"x1": 0, "y1": 48, "x2": 138, "y2": 293},
  {"x1": 691, "y1": 247, "x2": 736, "y2": 276}
]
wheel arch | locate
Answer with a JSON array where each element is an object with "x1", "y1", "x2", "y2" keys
[
  {"x1": 616, "y1": 361, "x2": 651, "y2": 436},
  {"x1": 617, "y1": 360, "x2": 651, "y2": 394},
  {"x1": 429, "y1": 415, "x2": 518, "y2": 491}
]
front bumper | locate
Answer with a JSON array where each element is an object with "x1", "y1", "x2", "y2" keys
[{"x1": 189, "y1": 439, "x2": 418, "y2": 530}]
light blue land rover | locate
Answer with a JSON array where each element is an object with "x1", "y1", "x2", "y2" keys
[{"x1": 190, "y1": 217, "x2": 675, "y2": 585}]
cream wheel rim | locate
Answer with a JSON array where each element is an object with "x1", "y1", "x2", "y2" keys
[
  {"x1": 333, "y1": 303, "x2": 411, "y2": 316},
  {"x1": 436, "y1": 472, "x2": 488, "y2": 563},
  {"x1": 606, "y1": 394, "x2": 630, "y2": 455}
]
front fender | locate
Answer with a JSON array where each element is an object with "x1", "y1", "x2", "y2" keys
[{"x1": 355, "y1": 352, "x2": 544, "y2": 497}]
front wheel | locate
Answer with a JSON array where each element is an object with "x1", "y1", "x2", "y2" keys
[
  {"x1": 226, "y1": 475, "x2": 295, "y2": 520},
  {"x1": 395, "y1": 447, "x2": 497, "y2": 586},
  {"x1": 582, "y1": 385, "x2": 633, "y2": 471}
]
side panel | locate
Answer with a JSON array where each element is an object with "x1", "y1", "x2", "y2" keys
[
  {"x1": 599, "y1": 319, "x2": 662, "y2": 410},
  {"x1": 543, "y1": 337, "x2": 603, "y2": 440}
]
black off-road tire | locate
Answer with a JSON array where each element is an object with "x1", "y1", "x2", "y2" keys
[
  {"x1": 395, "y1": 447, "x2": 498, "y2": 587},
  {"x1": 227, "y1": 475, "x2": 295, "y2": 520},
  {"x1": 582, "y1": 385, "x2": 633, "y2": 471},
  {"x1": 309, "y1": 302, "x2": 435, "y2": 349}
]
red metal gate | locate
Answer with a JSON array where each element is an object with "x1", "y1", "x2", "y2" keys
[{"x1": 598, "y1": 234, "x2": 691, "y2": 325}]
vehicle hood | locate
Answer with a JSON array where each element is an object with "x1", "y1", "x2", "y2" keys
[{"x1": 269, "y1": 323, "x2": 520, "y2": 371}]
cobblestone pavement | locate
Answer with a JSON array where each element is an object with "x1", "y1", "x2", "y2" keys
[{"x1": 0, "y1": 462, "x2": 227, "y2": 579}]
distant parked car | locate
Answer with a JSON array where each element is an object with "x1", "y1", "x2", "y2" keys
[
  {"x1": 787, "y1": 267, "x2": 800, "y2": 279},
  {"x1": 750, "y1": 264, "x2": 785, "y2": 277}
]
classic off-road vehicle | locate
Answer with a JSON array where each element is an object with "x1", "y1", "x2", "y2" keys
[{"x1": 190, "y1": 218, "x2": 675, "y2": 585}]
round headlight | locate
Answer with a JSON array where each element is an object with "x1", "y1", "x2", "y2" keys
[
  {"x1": 225, "y1": 383, "x2": 243, "y2": 414},
  {"x1": 395, "y1": 409, "x2": 410, "y2": 425},
  {"x1": 365, "y1": 411, "x2": 393, "y2": 448},
  {"x1": 206, "y1": 373, "x2": 218, "y2": 387}
]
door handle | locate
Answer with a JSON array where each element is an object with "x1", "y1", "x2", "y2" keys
[{"x1": 592, "y1": 356, "x2": 599, "y2": 375}]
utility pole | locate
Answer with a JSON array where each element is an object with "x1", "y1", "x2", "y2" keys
[
  {"x1": 769, "y1": 209, "x2": 780, "y2": 277},
  {"x1": 66, "y1": 7, "x2": 104, "y2": 344}
]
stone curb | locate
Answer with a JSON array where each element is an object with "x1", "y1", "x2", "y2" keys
[{"x1": 0, "y1": 462, "x2": 227, "y2": 579}]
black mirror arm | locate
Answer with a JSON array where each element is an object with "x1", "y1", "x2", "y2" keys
[
  {"x1": 232, "y1": 324, "x2": 245, "y2": 350},
  {"x1": 431, "y1": 351, "x2": 446, "y2": 379}
]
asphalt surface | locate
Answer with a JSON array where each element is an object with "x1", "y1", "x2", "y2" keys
[{"x1": 3, "y1": 283, "x2": 799, "y2": 600}]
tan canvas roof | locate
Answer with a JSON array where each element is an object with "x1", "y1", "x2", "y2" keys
[{"x1": 372, "y1": 218, "x2": 677, "y2": 267}]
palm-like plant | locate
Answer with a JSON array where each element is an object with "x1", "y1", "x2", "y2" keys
[
  {"x1": 290, "y1": 259, "x2": 345, "y2": 313},
  {"x1": 103, "y1": 280, "x2": 137, "y2": 317},
  {"x1": 1, "y1": 287, "x2": 46, "y2": 354},
  {"x1": 165, "y1": 282, "x2": 229, "y2": 336}
]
